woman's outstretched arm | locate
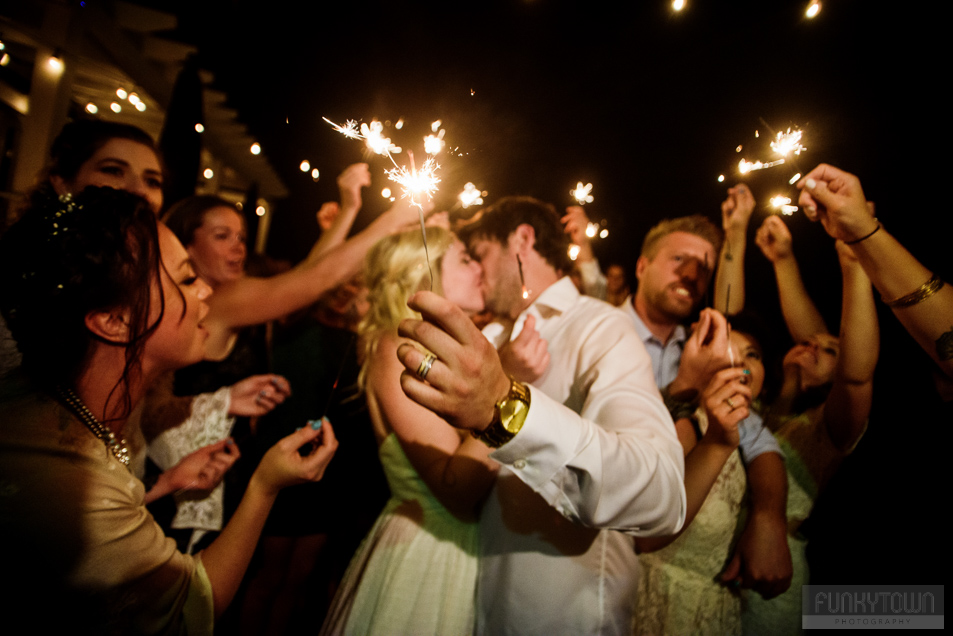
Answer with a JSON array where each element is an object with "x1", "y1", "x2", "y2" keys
[
  {"x1": 755, "y1": 215, "x2": 829, "y2": 342},
  {"x1": 820, "y1": 242, "x2": 879, "y2": 452},
  {"x1": 207, "y1": 198, "x2": 419, "y2": 330},
  {"x1": 799, "y1": 163, "x2": 953, "y2": 378}
]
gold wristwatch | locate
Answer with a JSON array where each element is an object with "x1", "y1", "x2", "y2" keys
[{"x1": 472, "y1": 377, "x2": 531, "y2": 448}]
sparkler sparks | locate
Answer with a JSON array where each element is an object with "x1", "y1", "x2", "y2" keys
[
  {"x1": 770, "y1": 195, "x2": 798, "y2": 215},
  {"x1": 361, "y1": 120, "x2": 401, "y2": 155},
  {"x1": 738, "y1": 158, "x2": 787, "y2": 174},
  {"x1": 385, "y1": 153, "x2": 441, "y2": 207},
  {"x1": 770, "y1": 128, "x2": 806, "y2": 158},
  {"x1": 571, "y1": 182, "x2": 594, "y2": 205},
  {"x1": 731, "y1": 124, "x2": 807, "y2": 178},
  {"x1": 322, "y1": 117, "x2": 361, "y2": 139},
  {"x1": 458, "y1": 182, "x2": 485, "y2": 208},
  {"x1": 424, "y1": 128, "x2": 446, "y2": 155},
  {"x1": 325, "y1": 115, "x2": 448, "y2": 290}
]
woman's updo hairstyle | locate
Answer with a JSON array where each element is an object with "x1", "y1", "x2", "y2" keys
[
  {"x1": 47, "y1": 119, "x2": 160, "y2": 184},
  {"x1": 0, "y1": 187, "x2": 163, "y2": 396}
]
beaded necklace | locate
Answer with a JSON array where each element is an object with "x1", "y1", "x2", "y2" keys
[{"x1": 55, "y1": 386, "x2": 131, "y2": 468}]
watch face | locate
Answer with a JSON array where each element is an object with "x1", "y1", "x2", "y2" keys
[{"x1": 500, "y1": 397, "x2": 529, "y2": 434}]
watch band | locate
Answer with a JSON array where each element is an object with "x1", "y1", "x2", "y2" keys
[
  {"x1": 660, "y1": 384, "x2": 696, "y2": 421},
  {"x1": 472, "y1": 377, "x2": 531, "y2": 449}
]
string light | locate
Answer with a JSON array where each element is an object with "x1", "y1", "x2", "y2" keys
[
  {"x1": 300, "y1": 160, "x2": 311, "y2": 172},
  {"x1": 806, "y1": 2, "x2": 821, "y2": 18},
  {"x1": 194, "y1": 123, "x2": 205, "y2": 133},
  {"x1": 46, "y1": 53, "x2": 63, "y2": 74},
  {"x1": 250, "y1": 143, "x2": 261, "y2": 155},
  {"x1": 203, "y1": 168, "x2": 214, "y2": 179},
  {"x1": 110, "y1": 102, "x2": 121, "y2": 113},
  {"x1": 85, "y1": 103, "x2": 98, "y2": 114}
]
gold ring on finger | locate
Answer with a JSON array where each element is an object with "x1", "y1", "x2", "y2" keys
[
  {"x1": 416, "y1": 353, "x2": 437, "y2": 381},
  {"x1": 726, "y1": 397, "x2": 736, "y2": 409}
]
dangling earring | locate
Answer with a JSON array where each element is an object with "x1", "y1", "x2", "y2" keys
[{"x1": 517, "y1": 254, "x2": 530, "y2": 300}]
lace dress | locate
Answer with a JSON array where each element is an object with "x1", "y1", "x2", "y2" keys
[
  {"x1": 634, "y1": 414, "x2": 748, "y2": 636},
  {"x1": 319, "y1": 433, "x2": 479, "y2": 636}
]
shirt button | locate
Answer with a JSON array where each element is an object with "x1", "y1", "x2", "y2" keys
[{"x1": 513, "y1": 459, "x2": 527, "y2": 470}]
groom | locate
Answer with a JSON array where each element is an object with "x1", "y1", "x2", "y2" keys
[{"x1": 397, "y1": 197, "x2": 686, "y2": 635}]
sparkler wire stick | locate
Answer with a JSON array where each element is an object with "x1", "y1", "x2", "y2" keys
[
  {"x1": 318, "y1": 332, "x2": 358, "y2": 421},
  {"x1": 408, "y1": 150, "x2": 435, "y2": 292},
  {"x1": 324, "y1": 117, "x2": 440, "y2": 289}
]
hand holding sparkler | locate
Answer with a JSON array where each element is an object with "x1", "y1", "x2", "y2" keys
[
  {"x1": 796, "y1": 164, "x2": 877, "y2": 243},
  {"x1": 721, "y1": 184, "x2": 756, "y2": 235},
  {"x1": 755, "y1": 216, "x2": 794, "y2": 264},
  {"x1": 561, "y1": 205, "x2": 595, "y2": 264},
  {"x1": 700, "y1": 367, "x2": 752, "y2": 450},
  {"x1": 667, "y1": 308, "x2": 732, "y2": 400},
  {"x1": 337, "y1": 163, "x2": 371, "y2": 215}
]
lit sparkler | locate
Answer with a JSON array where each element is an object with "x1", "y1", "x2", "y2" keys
[
  {"x1": 738, "y1": 158, "x2": 785, "y2": 174},
  {"x1": 325, "y1": 115, "x2": 447, "y2": 288},
  {"x1": 571, "y1": 182, "x2": 594, "y2": 205},
  {"x1": 770, "y1": 195, "x2": 798, "y2": 215},
  {"x1": 386, "y1": 152, "x2": 440, "y2": 208},
  {"x1": 458, "y1": 182, "x2": 485, "y2": 208},
  {"x1": 732, "y1": 123, "x2": 807, "y2": 177},
  {"x1": 770, "y1": 128, "x2": 806, "y2": 158},
  {"x1": 322, "y1": 117, "x2": 361, "y2": 139},
  {"x1": 424, "y1": 128, "x2": 446, "y2": 155}
]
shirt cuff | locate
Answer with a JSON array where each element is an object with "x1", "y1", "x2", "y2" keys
[{"x1": 490, "y1": 385, "x2": 583, "y2": 492}]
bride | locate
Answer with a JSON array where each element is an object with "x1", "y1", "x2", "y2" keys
[{"x1": 320, "y1": 227, "x2": 499, "y2": 636}]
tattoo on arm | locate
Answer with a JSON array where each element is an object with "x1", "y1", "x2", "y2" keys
[{"x1": 936, "y1": 328, "x2": 953, "y2": 361}]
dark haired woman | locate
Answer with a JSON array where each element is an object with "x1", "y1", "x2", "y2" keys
[
  {"x1": 712, "y1": 199, "x2": 878, "y2": 634},
  {"x1": 0, "y1": 187, "x2": 336, "y2": 634}
]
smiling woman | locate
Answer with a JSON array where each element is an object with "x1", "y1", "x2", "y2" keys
[
  {"x1": 45, "y1": 119, "x2": 165, "y2": 214},
  {"x1": 0, "y1": 187, "x2": 337, "y2": 633},
  {"x1": 163, "y1": 196, "x2": 248, "y2": 289}
]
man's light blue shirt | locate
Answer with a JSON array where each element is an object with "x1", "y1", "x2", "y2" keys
[{"x1": 621, "y1": 295, "x2": 780, "y2": 464}]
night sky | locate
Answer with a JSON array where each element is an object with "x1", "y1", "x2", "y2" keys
[{"x1": 157, "y1": 0, "x2": 945, "y2": 583}]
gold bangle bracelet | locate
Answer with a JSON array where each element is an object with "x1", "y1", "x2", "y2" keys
[{"x1": 882, "y1": 273, "x2": 945, "y2": 308}]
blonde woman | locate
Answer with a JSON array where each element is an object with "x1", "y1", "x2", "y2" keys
[{"x1": 320, "y1": 228, "x2": 497, "y2": 636}]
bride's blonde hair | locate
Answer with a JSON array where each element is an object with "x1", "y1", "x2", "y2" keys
[{"x1": 358, "y1": 226, "x2": 454, "y2": 389}]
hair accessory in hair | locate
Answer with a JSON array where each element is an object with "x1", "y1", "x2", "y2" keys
[{"x1": 47, "y1": 192, "x2": 83, "y2": 239}]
